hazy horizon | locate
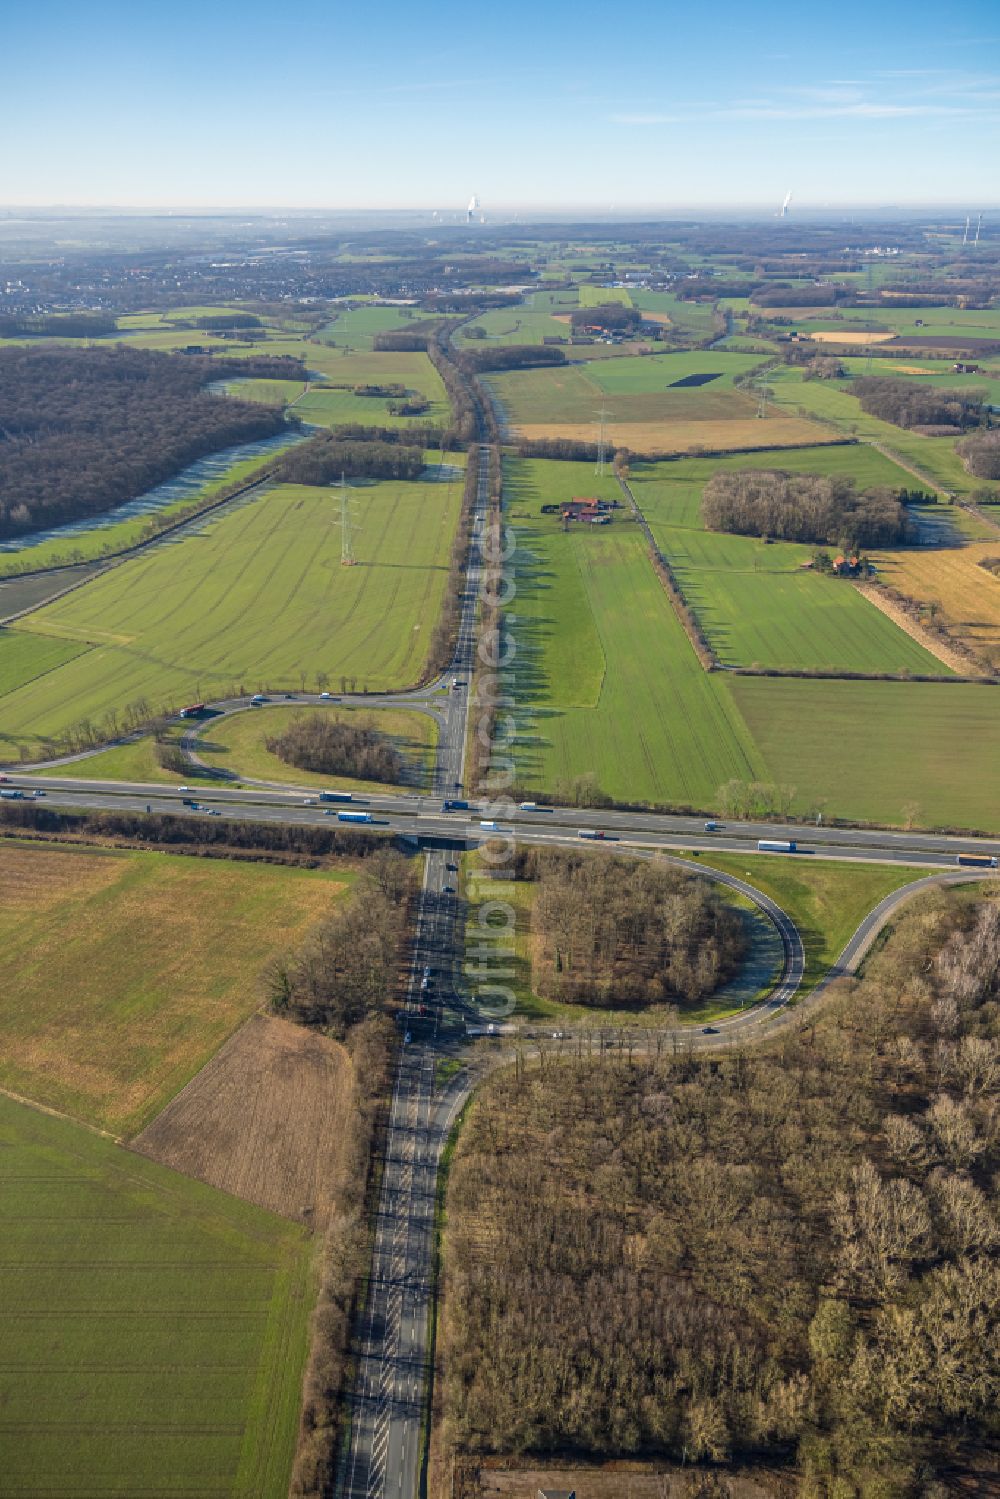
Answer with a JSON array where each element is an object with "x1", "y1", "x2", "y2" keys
[{"x1": 3, "y1": 0, "x2": 998, "y2": 211}]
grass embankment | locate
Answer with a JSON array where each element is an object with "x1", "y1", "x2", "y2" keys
[
  {"x1": 0, "y1": 1091, "x2": 312, "y2": 1499},
  {"x1": 0, "y1": 842, "x2": 353, "y2": 1134},
  {"x1": 0, "y1": 476, "x2": 462, "y2": 751},
  {"x1": 690, "y1": 851, "x2": 929, "y2": 991}
]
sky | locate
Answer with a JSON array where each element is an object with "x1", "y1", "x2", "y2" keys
[{"x1": 2, "y1": 0, "x2": 998, "y2": 211}]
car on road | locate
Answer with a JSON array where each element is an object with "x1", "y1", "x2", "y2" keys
[
  {"x1": 578, "y1": 829, "x2": 606, "y2": 839},
  {"x1": 32, "y1": 789, "x2": 46, "y2": 798},
  {"x1": 446, "y1": 862, "x2": 458, "y2": 872},
  {"x1": 704, "y1": 821, "x2": 721, "y2": 831},
  {"x1": 177, "y1": 785, "x2": 190, "y2": 792},
  {"x1": 0, "y1": 774, "x2": 8, "y2": 783},
  {"x1": 702, "y1": 1026, "x2": 719, "y2": 1035},
  {"x1": 206, "y1": 808, "x2": 222, "y2": 816},
  {"x1": 303, "y1": 798, "x2": 316, "y2": 805},
  {"x1": 443, "y1": 884, "x2": 456, "y2": 894}
]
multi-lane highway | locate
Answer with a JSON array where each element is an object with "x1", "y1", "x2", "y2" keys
[{"x1": 9, "y1": 766, "x2": 999, "y2": 872}]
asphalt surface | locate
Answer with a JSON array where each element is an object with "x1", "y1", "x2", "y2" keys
[{"x1": 10, "y1": 768, "x2": 999, "y2": 872}]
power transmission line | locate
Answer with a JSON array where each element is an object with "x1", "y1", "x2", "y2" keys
[{"x1": 339, "y1": 473, "x2": 359, "y2": 566}]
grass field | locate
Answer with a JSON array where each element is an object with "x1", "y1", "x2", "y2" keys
[
  {"x1": 294, "y1": 348, "x2": 451, "y2": 430},
  {"x1": 317, "y1": 304, "x2": 441, "y2": 351},
  {"x1": 195, "y1": 703, "x2": 439, "y2": 792},
  {"x1": 0, "y1": 1090, "x2": 311, "y2": 1498},
  {"x1": 503, "y1": 459, "x2": 762, "y2": 806},
  {"x1": 728, "y1": 676, "x2": 1000, "y2": 830},
  {"x1": 767, "y1": 367, "x2": 1000, "y2": 500},
  {"x1": 0, "y1": 842, "x2": 353, "y2": 1134},
  {"x1": 0, "y1": 631, "x2": 89, "y2": 696},
  {"x1": 221, "y1": 377, "x2": 309, "y2": 407},
  {"x1": 623, "y1": 460, "x2": 949, "y2": 675},
  {"x1": 0, "y1": 476, "x2": 461, "y2": 749},
  {"x1": 489, "y1": 351, "x2": 766, "y2": 427},
  {"x1": 674, "y1": 553, "x2": 948, "y2": 674}
]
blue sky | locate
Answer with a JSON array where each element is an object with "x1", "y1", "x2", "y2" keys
[{"x1": 3, "y1": 0, "x2": 998, "y2": 209}]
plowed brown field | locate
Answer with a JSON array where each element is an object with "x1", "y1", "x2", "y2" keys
[{"x1": 134, "y1": 1013, "x2": 354, "y2": 1226}]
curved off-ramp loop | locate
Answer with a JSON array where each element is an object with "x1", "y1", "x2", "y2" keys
[{"x1": 177, "y1": 691, "x2": 448, "y2": 791}]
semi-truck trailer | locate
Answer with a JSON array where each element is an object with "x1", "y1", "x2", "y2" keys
[
  {"x1": 319, "y1": 790, "x2": 353, "y2": 802},
  {"x1": 337, "y1": 810, "x2": 373, "y2": 824},
  {"x1": 0, "y1": 789, "x2": 24, "y2": 799},
  {"x1": 957, "y1": 853, "x2": 998, "y2": 868},
  {"x1": 757, "y1": 839, "x2": 797, "y2": 853}
]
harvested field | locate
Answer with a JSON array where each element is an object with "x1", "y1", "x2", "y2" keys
[
  {"x1": 852, "y1": 581, "x2": 978, "y2": 675},
  {"x1": 809, "y1": 330, "x2": 895, "y2": 345},
  {"x1": 514, "y1": 415, "x2": 839, "y2": 456},
  {"x1": 872, "y1": 542, "x2": 1000, "y2": 670},
  {"x1": 134, "y1": 1014, "x2": 354, "y2": 1226}
]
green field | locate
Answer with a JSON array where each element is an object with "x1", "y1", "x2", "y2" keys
[
  {"x1": 674, "y1": 553, "x2": 946, "y2": 674},
  {"x1": 504, "y1": 459, "x2": 762, "y2": 806},
  {"x1": 293, "y1": 350, "x2": 451, "y2": 429},
  {"x1": 1, "y1": 476, "x2": 461, "y2": 749},
  {"x1": 729, "y1": 676, "x2": 1000, "y2": 830},
  {"x1": 489, "y1": 351, "x2": 764, "y2": 426},
  {"x1": 0, "y1": 631, "x2": 90, "y2": 696},
  {"x1": 33, "y1": 733, "x2": 217, "y2": 785},
  {"x1": 502, "y1": 458, "x2": 1000, "y2": 829},
  {"x1": 626, "y1": 457, "x2": 949, "y2": 675},
  {"x1": 317, "y1": 304, "x2": 441, "y2": 351},
  {"x1": 767, "y1": 367, "x2": 1000, "y2": 499},
  {"x1": 0, "y1": 841, "x2": 352, "y2": 1134},
  {"x1": 776, "y1": 305, "x2": 1000, "y2": 340},
  {"x1": 0, "y1": 1090, "x2": 311, "y2": 1498}
]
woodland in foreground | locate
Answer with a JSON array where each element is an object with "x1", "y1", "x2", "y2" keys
[{"x1": 441, "y1": 887, "x2": 1000, "y2": 1496}]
